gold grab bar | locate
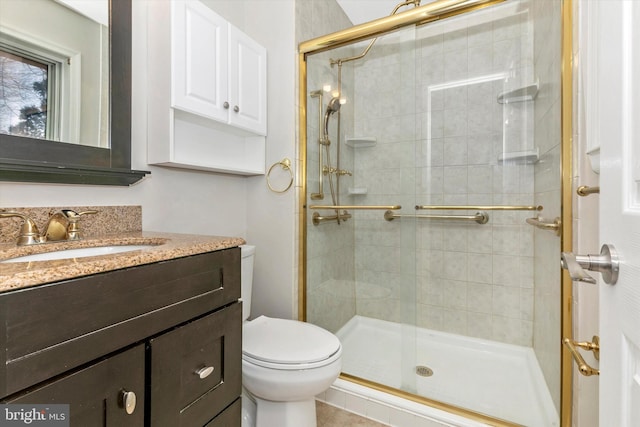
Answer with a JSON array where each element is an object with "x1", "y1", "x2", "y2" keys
[
  {"x1": 526, "y1": 216, "x2": 562, "y2": 235},
  {"x1": 563, "y1": 336, "x2": 599, "y2": 376},
  {"x1": 310, "y1": 90, "x2": 324, "y2": 200},
  {"x1": 312, "y1": 211, "x2": 352, "y2": 225},
  {"x1": 415, "y1": 205, "x2": 542, "y2": 211},
  {"x1": 309, "y1": 205, "x2": 402, "y2": 210},
  {"x1": 384, "y1": 210, "x2": 489, "y2": 224},
  {"x1": 577, "y1": 185, "x2": 600, "y2": 196}
]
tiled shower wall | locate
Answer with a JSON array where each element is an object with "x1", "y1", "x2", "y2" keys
[
  {"x1": 297, "y1": 0, "x2": 358, "y2": 334},
  {"x1": 350, "y1": 4, "x2": 538, "y2": 346}
]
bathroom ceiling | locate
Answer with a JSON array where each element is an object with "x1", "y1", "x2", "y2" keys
[{"x1": 336, "y1": 0, "x2": 436, "y2": 25}]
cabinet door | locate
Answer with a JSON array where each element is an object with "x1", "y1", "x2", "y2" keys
[
  {"x1": 228, "y1": 24, "x2": 267, "y2": 135},
  {"x1": 204, "y1": 398, "x2": 241, "y2": 427},
  {"x1": 172, "y1": 0, "x2": 228, "y2": 122},
  {"x1": 5, "y1": 345, "x2": 145, "y2": 427},
  {"x1": 149, "y1": 303, "x2": 241, "y2": 427}
]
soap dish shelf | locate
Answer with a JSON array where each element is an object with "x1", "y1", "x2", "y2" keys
[
  {"x1": 498, "y1": 148, "x2": 539, "y2": 164},
  {"x1": 348, "y1": 187, "x2": 368, "y2": 195},
  {"x1": 497, "y1": 81, "x2": 539, "y2": 104},
  {"x1": 345, "y1": 137, "x2": 376, "y2": 148}
]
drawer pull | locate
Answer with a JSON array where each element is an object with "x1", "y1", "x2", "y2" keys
[
  {"x1": 195, "y1": 366, "x2": 214, "y2": 379},
  {"x1": 120, "y1": 390, "x2": 137, "y2": 414}
]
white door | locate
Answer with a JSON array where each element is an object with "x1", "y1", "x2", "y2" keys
[{"x1": 596, "y1": 1, "x2": 640, "y2": 425}]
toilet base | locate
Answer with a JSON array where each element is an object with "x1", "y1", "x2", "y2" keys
[
  {"x1": 241, "y1": 391, "x2": 257, "y2": 427},
  {"x1": 253, "y1": 396, "x2": 316, "y2": 427}
]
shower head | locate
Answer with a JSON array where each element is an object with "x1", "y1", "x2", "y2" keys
[
  {"x1": 323, "y1": 97, "x2": 342, "y2": 142},
  {"x1": 326, "y1": 97, "x2": 342, "y2": 115}
]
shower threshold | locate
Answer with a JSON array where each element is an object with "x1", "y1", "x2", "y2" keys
[{"x1": 334, "y1": 316, "x2": 559, "y2": 427}]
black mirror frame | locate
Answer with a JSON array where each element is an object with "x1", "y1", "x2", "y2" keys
[{"x1": 0, "y1": 0, "x2": 149, "y2": 186}]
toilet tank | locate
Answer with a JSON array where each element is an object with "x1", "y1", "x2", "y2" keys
[{"x1": 240, "y1": 245, "x2": 255, "y2": 321}]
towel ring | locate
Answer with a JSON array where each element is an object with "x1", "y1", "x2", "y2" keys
[{"x1": 267, "y1": 158, "x2": 294, "y2": 193}]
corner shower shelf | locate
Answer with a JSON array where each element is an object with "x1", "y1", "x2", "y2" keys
[
  {"x1": 345, "y1": 136, "x2": 377, "y2": 148},
  {"x1": 498, "y1": 148, "x2": 539, "y2": 164},
  {"x1": 348, "y1": 187, "x2": 368, "y2": 195},
  {"x1": 497, "y1": 81, "x2": 539, "y2": 104}
]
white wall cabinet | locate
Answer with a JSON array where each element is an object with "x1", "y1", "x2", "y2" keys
[{"x1": 148, "y1": 0, "x2": 267, "y2": 175}]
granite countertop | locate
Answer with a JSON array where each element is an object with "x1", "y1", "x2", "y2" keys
[{"x1": 0, "y1": 232, "x2": 245, "y2": 293}]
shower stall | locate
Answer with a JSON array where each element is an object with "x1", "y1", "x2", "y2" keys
[{"x1": 299, "y1": 0, "x2": 569, "y2": 426}]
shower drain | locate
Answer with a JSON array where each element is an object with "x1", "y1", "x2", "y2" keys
[{"x1": 415, "y1": 365, "x2": 434, "y2": 377}]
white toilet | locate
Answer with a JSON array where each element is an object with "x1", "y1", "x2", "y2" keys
[{"x1": 240, "y1": 245, "x2": 342, "y2": 427}]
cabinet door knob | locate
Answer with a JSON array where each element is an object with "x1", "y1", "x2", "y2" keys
[
  {"x1": 195, "y1": 366, "x2": 214, "y2": 379},
  {"x1": 120, "y1": 390, "x2": 137, "y2": 415},
  {"x1": 223, "y1": 101, "x2": 230, "y2": 109},
  {"x1": 233, "y1": 105, "x2": 240, "y2": 113}
]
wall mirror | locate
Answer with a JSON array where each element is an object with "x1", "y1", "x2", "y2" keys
[{"x1": 0, "y1": 0, "x2": 148, "y2": 185}]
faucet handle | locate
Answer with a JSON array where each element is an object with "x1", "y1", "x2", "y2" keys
[
  {"x1": 62, "y1": 209, "x2": 97, "y2": 240},
  {"x1": 0, "y1": 212, "x2": 43, "y2": 246}
]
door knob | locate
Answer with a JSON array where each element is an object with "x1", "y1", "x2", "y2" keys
[{"x1": 561, "y1": 244, "x2": 619, "y2": 285}]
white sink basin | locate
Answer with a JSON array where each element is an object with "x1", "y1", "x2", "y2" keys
[{"x1": 2, "y1": 245, "x2": 154, "y2": 263}]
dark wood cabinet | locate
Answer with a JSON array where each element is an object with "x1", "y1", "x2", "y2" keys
[
  {"x1": 149, "y1": 303, "x2": 241, "y2": 426},
  {"x1": 7, "y1": 345, "x2": 145, "y2": 426},
  {"x1": 0, "y1": 247, "x2": 242, "y2": 427}
]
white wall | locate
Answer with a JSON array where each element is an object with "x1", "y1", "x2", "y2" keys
[
  {"x1": 0, "y1": 0, "x2": 298, "y2": 320},
  {"x1": 243, "y1": 0, "x2": 297, "y2": 320}
]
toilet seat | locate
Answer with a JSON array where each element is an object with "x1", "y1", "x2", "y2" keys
[{"x1": 243, "y1": 316, "x2": 342, "y2": 370}]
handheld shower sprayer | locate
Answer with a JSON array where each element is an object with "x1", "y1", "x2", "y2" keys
[{"x1": 322, "y1": 97, "x2": 342, "y2": 144}]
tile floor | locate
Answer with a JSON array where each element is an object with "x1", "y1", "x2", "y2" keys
[{"x1": 317, "y1": 401, "x2": 388, "y2": 427}]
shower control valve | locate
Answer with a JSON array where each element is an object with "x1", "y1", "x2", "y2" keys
[{"x1": 323, "y1": 166, "x2": 352, "y2": 176}]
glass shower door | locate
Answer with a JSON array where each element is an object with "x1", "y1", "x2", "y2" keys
[
  {"x1": 302, "y1": 0, "x2": 563, "y2": 425},
  {"x1": 304, "y1": 24, "x2": 420, "y2": 395}
]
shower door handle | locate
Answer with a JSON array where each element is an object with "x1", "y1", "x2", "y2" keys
[{"x1": 560, "y1": 244, "x2": 619, "y2": 285}]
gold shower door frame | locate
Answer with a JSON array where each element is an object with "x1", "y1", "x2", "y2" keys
[{"x1": 297, "y1": 0, "x2": 574, "y2": 425}]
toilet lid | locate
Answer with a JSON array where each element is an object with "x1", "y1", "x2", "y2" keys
[{"x1": 243, "y1": 316, "x2": 341, "y2": 365}]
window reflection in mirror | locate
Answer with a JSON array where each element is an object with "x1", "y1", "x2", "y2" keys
[
  {"x1": 0, "y1": 0, "x2": 108, "y2": 147},
  {"x1": 0, "y1": 48, "x2": 49, "y2": 139}
]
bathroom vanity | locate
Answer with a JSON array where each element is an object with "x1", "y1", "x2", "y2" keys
[{"x1": 0, "y1": 233, "x2": 243, "y2": 426}]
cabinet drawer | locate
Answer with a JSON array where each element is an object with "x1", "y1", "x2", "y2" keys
[
  {"x1": 4, "y1": 345, "x2": 145, "y2": 427},
  {"x1": 0, "y1": 248, "x2": 240, "y2": 398},
  {"x1": 149, "y1": 302, "x2": 241, "y2": 427}
]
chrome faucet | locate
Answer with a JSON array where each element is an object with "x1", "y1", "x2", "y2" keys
[{"x1": 0, "y1": 209, "x2": 98, "y2": 246}]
